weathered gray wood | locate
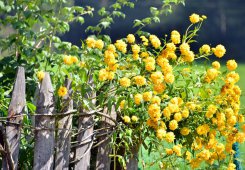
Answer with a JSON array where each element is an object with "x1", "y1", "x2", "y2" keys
[
  {"x1": 55, "y1": 78, "x2": 73, "y2": 170},
  {"x1": 33, "y1": 73, "x2": 55, "y2": 170},
  {"x1": 96, "y1": 106, "x2": 116, "y2": 170},
  {"x1": 126, "y1": 146, "x2": 139, "y2": 170},
  {"x1": 74, "y1": 78, "x2": 96, "y2": 170},
  {"x1": 2, "y1": 67, "x2": 25, "y2": 170}
]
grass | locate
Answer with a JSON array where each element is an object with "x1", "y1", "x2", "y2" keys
[{"x1": 138, "y1": 63, "x2": 245, "y2": 169}]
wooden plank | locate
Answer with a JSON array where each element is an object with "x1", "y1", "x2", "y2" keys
[
  {"x1": 33, "y1": 72, "x2": 55, "y2": 170},
  {"x1": 74, "y1": 78, "x2": 96, "y2": 170},
  {"x1": 54, "y1": 78, "x2": 73, "y2": 170},
  {"x1": 126, "y1": 146, "x2": 139, "y2": 170},
  {"x1": 2, "y1": 66, "x2": 25, "y2": 170},
  {"x1": 95, "y1": 106, "x2": 116, "y2": 170}
]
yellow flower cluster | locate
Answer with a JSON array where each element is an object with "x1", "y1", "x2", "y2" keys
[
  {"x1": 37, "y1": 71, "x2": 45, "y2": 81},
  {"x1": 63, "y1": 55, "x2": 79, "y2": 65},
  {"x1": 115, "y1": 39, "x2": 127, "y2": 53},
  {"x1": 86, "y1": 37, "x2": 104, "y2": 49},
  {"x1": 171, "y1": 30, "x2": 181, "y2": 44},
  {"x1": 149, "y1": 35, "x2": 161, "y2": 49},
  {"x1": 58, "y1": 86, "x2": 68, "y2": 97}
]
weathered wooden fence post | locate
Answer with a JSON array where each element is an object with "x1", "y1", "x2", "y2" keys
[
  {"x1": 74, "y1": 79, "x2": 96, "y2": 170},
  {"x1": 96, "y1": 106, "x2": 117, "y2": 170},
  {"x1": 33, "y1": 72, "x2": 55, "y2": 170},
  {"x1": 2, "y1": 66, "x2": 25, "y2": 170},
  {"x1": 55, "y1": 78, "x2": 73, "y2": 170}
]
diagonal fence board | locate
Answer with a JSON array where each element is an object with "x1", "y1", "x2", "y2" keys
[
  {"x1": 55, "y1": 77, "x2": 73, "y2": 170},
  {"x1": 33, "y1": 72, "x2": 55, "y2": 170},
  {"x1": 2, "y1": 66, "x2": 25, "y2": 170}
]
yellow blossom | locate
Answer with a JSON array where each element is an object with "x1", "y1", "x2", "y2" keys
[
  {"x1": 165, "y1": 148, "x2": 173, "y2": 155},
  {"x1": 99, "y1": 69, "x2": 108, "y2": 81},
  {"x1": 37, "y1": 71, "x2": 45, "y2": 81},
  {"x1": 131, "y1": 44, "x2": 140, "y2": 54},
  {"x1": 226, "y1": 59, "x2": 238, "y2": 71},
  {"x1": 173, "y1": 145, "x2": 182, "y2": 156},
  {"x1": 200, "y1": 44, "x2": 210, "y2": 54},
  {"x1": 123, "y1": 115, "x2": 130, "y2": 123},
  {"x1": 134, "y1": 76, "x2": 146, "y2": 86},
  {"x1": 151, "y1": 96, "x2": 161, "y2": 105},
  {"x1": 58, "y1": 86, "x2": 68, "y2": 97},
  {"x1": 174, "y1": 112, "x2": 182, "y2": 122},
  {"x1": 212, "y1": 44, "x2": 226, "y2": 58},
  {"x1": 166, "y1": 43, "x2": 176, "y2": 52},
  {"x1": 95, "y1": 39, "x2": 104, "y2": 50},
  {"x1": 164, "y1": 73, "x2": 175, "y2": 84},
  {"x1": 115, "y1": 40, "x2": 127, "y2": 53},
  {"x1": 156, "y1": 128, "x2": 166, "y2": 140},
  {"x1": 119, "y1": 77, "x2": 131, "y2": 87},
  {"x1": 180, "y1": 127, "x2": 190, "y2": 136},
  {"x1": 149, "y1": 35, "x2": 161, "y2": 49},
  {"x1": 212, "y1": 61, "x2": 220, "y2": 70},
  {"x1": 134, "y1": 94, "x2": 143, "y2": 105},
  {"x1": 107, "y1": 44, "x2": 116, "y2": 52},
  {"x1": 180, "y1": 43, "x2": 190, "y2": 56},
  {"x1": 131, "y1": 115, "x2": 139, "y2": 122},
  {"x1": 165, "y1": 132, "x2": 175, "y2": 143},
  {"x1": 189, "y1": 13, "x2": 200, "y2": 24},
  {"x1": 86, "y1": 37, "x2": 96, "y2": 48},
  {"x1": 171, "y1": 30, "x2": 181, "y2": 44},
  {"x1": 169, "y1": 120, "x2": 178, "y2": 131},
  {"x1": 143, "y1": 91, "x2": 152, "y2": 102},
  {"x1": 120, "y1": 100, "x2": 125, "y2": 109},
  {"x1": 140, "y1": 36, "x2": 149, "y2": 46},
  {"x1": 63, "y1": 55, "x2": 73, "y2": 65},
  {"x1": 127, "y1": 34, "x2": 135, "y2": 44},
  {"x1": 71, "y1": 56, "x2": 79, "y2": 63}
]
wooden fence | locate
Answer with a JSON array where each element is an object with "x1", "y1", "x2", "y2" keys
[{"x1": 0, "y1": 67, "x2": 136, "y2": 170}]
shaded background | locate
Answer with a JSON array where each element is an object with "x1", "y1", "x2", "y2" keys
[{"x1": 62, "y1": 0, "x2": 245, "y2": 62}]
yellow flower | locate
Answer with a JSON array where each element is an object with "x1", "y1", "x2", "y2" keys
[
  {"x1": 156, "y1": 128, "x2": 166, "y2": 140},
  {"x1": 140, "y1": 51, "x2": 149, "y2": 58},
  {"x1": 215, "y1": 143, "x2": 225, "y2": 154},
  {"x1": 226, "y1": 59, "x2": 237, "y2": 71},
  {"x1": 99, "y1": 69, "x2": 108, "y2": 81},
  {"x1": 120, "y1": 100, "x2": 125, "y2": 109},
  {"x1": 140, "y1": 36, "x2": 149, "y2": 46},
  {"x1": 196, "y1": 124, "x2": 210, "y2": 135},
  {"x1": 58, "y1": 86, "x2": 68, "y2": 97},
  {"x1": 71, "y1": 56, "x2": 79, "y2": 63},
  {"x1": 169, "y1": 120, "x2": 178, "y2": 130},
  {"x1": 134, "y1": 76, "x2": 146, "y2": 86},
  {"x1": 151, "y1": 96, "x2": 161, "y2": 105},
  {"x1": 37, "y1": 71, "x2": 45, "y2": 81},
  {"x1": 212, "y1": 44, "x2": 226, "y2": 58},
  {"x1": 149, "y1": 35, "x2": 161, "y2": 49},
  {"x1": 180, "y1": 43, "x2": 190, "y2": 56},
  {"x1": 165, "y1": 148, "x2": 173, "y2": 155},
  {"x1": 189, "y1": 13, "x2": 200, "y2": 24},
  {"x1": 180, "y1": 127, "x2": 190, "y2": 136},
  {"x1": 145, "y1": 62, "x2": 155, "y2": 72},
  {"x1": 131, "y1": 115, "x2": 139, "y2": 122},
  {"x1": 153, "y1": 83, "x2": 166, "y2": 94},
  {"x1": 107, "y1": 71, "x2": 115, "y2": 80},
  {"x1": 212, "y1": 61, "x2": 220, "y2": 70},
  {"x1": 63, "y1": 55, "x2": 73, "y2": 65},
  {"x1": 183, "y1": 50, "x2": 195, "y2": 62},
  {"x1": 227, "y1": 163, "x2": 236, "y2": 170},
  {"x1": 127, "y1": 34, "x2": 135, "y2": 44},
  {"x1": 143, "y1": 91, "x2": 152, "y2": 102},
  {"x1": 133, "y1": 53, "x2": 139, "y2": 60},
  {"x1": 171, "y1": 30, "x2": 181, "y2": 44},
  {"x1": 166, "y1": 43, "x2": 176, "y2": 52},
  {"x1": 165, "y1": 132, "x2": 175, "y2": 143},
  {"x1": 107, "y1": 44, "x2": 116, "y2": 52},
  {"x1": 134, "y1": 94, "x2": 143, "y2": 105},
  {"x1": 119, "y1": 77, "x2": 131, "y2": 87},
  {"x1": 164, "y1": 73, "x2": 175, "y2": 84},
  {"x1": 115, "y1": 40, "x2": 127, "y2": 53},
  {"x1": 123, "y1": 115, "x2": 131, "y2": 123},
  {"x1": 186, "y1": 151, "x2": 192, "y2": 162},
  {"x1": 174, "y1": 112, "x2": 182, "y2": 122},
  {"x1": 95, "y1": 39, "x2": 104, "y2": 50},
  {"x1": 131, "y1": 44, "x2": 140, "y2": 54},
  {"x1": 173, "y1": 144, "x2": 182, "y2": 156},
  {"x1": 200, "y1": 44, "x2": 210, "y2": 54},
  {"x1": 86, "y1": 37, "x2": 96, "y2": 48},
  {"x1": 151, "y1": 71, "x2": 164, "y2": 84}
]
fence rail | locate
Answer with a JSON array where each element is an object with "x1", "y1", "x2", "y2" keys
[{"x1": 0, "y1": 67, "x2": 131, "y2": 170}]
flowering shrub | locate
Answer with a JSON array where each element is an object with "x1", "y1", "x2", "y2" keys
[{"x1": 88, "y1": 14, "x2": 244, "y2": 169}]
